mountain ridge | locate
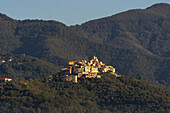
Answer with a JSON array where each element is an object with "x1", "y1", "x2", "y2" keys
[
  {"x1": 73, "y1": 3, "x2": 170, "y2": 57},
  {"x1": 0, "y1": 3, "x2": 169, "y2": 88}
]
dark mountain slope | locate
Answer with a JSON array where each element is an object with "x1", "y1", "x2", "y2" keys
[
  {"x1": 0, "y1": 54, "x2": 59, "y2": 79},
  {"x1": 12, "y1": 22, "x2": 170, "y2": 87},
  {"x1": 13, "y1": 20, "x2": 96, "y2": 65},
  {"x1": 147, "y1": 3, "x2": 170, "y2": 16},
  {"x1": 0, "y1": 74, "x2": 169, "y2": 113},
  {"x1": 0, "y1": 14, "x2": 19, "y2": 54},
  {"x1": 73, "y1": 3, "x2": 170, "y2": 57},
  {"x1": 0, "y1": 3, "x2": 169, "y2": 87}
]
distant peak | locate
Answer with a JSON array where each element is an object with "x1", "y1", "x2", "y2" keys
[
  {"x1": 0, "y1": 13, "x2": 15, "y2": 21},
  {"x1": 147, "y1": 3, "x2": 170, "y2": 9},
  {"x1": 146, "y1": 3, "x2": 170, "y2": 16},
  {"x1": 0, "y1": 13, "x2": 8, "y2": 18}
]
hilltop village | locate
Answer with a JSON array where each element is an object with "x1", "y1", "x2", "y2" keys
[
  {"x1": 0, "y1": 55, "x2": 119, "y2": 84},
  {"x1": 60, "y1": 56, "x2": 119, "y2": 83}
]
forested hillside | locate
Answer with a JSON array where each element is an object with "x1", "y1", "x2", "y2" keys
[
  {"x1": 0, "y1": 3, "x2": 169, "y2": 87},
  {"x1": 73, "y1": 3, "x2": 170, "y2": 57},
  {"x1": 0, "y1": 54, "x2": 59, "y2": 79},
  {"x1": 0, "y1": 73, "x2": 169, "y2": 113}
]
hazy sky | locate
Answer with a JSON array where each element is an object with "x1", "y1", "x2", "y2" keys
[{"x1": 0, "y1": 0, "x2": 169, "y2": 26}]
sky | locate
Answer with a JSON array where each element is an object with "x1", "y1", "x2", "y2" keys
[{"x1": 0, "y1": 0, "x2": 169, "y2": 26}]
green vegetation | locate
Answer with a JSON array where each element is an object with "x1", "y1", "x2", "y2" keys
[
  {"x1": 0, "y1": 73, "x2": 169, "y2": 113},
  {"x1": 0, "y1": 3, "x2": 169, "y2": 113},
  {"x1": 0, "y1": 3, "x2": 169, "y2": 88},
  {"x1": 0, "y1": 54, "x2": 59, "y2": 79},
  {"x1": 73, "y1": 3, "x2": 170, "y2": 57}
]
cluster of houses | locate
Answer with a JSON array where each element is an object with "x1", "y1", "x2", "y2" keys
[
  {"x1": 0, "y1": 58, "x2": 13, "y2": 64},
  {"x1": 0, "y1": 78, "x2": 12, "y2": 82},
  {"x1": 0, "y1": 56, "x2": 118, "y2": 84},
  {"x1": 0, "y1": 78, "x2": 28, "y2": 85},
  {"x1": 0, "y1": 56, "x2": 13, "y2": 83},
  {"x1": 59, "y1": 56, "x2": 116, "y2": 83},
  {"x1": 0, "y1": 54, "x2": 26, "y2": 64}
]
